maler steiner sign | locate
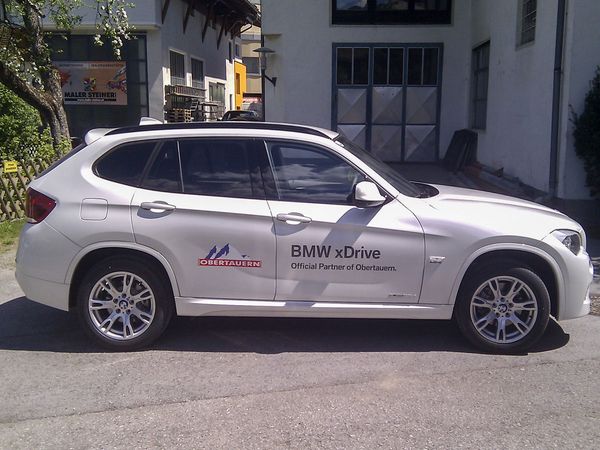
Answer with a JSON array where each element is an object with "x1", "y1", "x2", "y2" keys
[{"x1": 56, "y1": 61, "x2": 127, "y2": 105}]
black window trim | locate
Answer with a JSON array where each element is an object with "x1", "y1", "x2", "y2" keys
[
  {"x1": 93, "y1": 140, "x2": 161, "y2": 187},
  {"x1": 138, "y1": 137, "x2": 267, "y2": 201},
  {"x1": 259, "y1": 138, "x2": 392, "y2": 206},
  {"x1": 332, "y1": 0, "x2": 453, "y2": 26},
  {"x1": 470, "y1": 40, "x2": 490, "y2": 130}
]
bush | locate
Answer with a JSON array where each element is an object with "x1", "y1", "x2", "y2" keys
[
  {"x1": 573, "y1": 67, "x2": 600, "y2": 197},
  {"x1": 0, "y1": 83, "x2": 56, "y2": 162}
]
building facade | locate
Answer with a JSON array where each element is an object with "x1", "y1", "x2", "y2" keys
[
  {"x1": 47, "y1": 0, "x2": 259, "y2": 137},
  {"x1": 241, "y1": 0, "x2": 263, "y2": 112},
  {"x1": 261, "y1": 0, "x2": 600, "y2": 201}
]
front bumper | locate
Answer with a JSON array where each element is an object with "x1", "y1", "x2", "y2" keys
[{"x1": 542, "y1": 234, "x2": 594, "y2": 320}]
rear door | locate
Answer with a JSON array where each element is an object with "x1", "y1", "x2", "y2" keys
[
  {"x1": 262, "y1": 140, "x2": 425, "y2": 303},
  {"x1": 131, "y1": 138, "x2": 276, "y2": 300}
]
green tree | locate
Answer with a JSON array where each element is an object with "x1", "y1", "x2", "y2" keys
[
  {"x1": 573, "y1": 67, "x2": 600, "y2": 197},
  {"x1": 0, "y1": 82, "x2": 55, "y2": 161},
  {"x1": 0, "y1": 0, "x2": 133, "y2": 154}
]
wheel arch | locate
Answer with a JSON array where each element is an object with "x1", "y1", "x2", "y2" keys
[
  {"x1": 451, "y1": 245, "x2": 565, "y2": 319},
  {"x1": 67, "y1": 243, "x2": 180, "y2": 310}
]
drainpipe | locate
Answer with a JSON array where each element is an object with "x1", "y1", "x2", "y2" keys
[
  {"x1": 261, "y1": 35, "x2": 266, "y2": 121},
  {"x1": 549, "y1": 0, "x2": 567, "y2": 198}
]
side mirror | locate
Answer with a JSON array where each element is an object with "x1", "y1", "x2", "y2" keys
[{"x1": 354, "y1": 181, "x2": 386, "y2": 208}]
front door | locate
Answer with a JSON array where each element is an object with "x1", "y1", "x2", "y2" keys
[
  {"x1": 333, "y1": 44, "x2": 442, "y2": 162},
  {"x1": 131, "y1": 138, "x2": 276, "y2": 300},
  {"x1": 263, "y1": 140, "x2": 425, "y2": 303}
]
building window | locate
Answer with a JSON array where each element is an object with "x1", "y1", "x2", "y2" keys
[
  {"x1": 228, "y1": 42, "x2": 233, "y2": 62},
  {"x1": 518, "y1": 0, "x2": 536, "y2": 46},
  {"x1": 332, "y1": 0, "x2": 452, "y2": 25},
  {"x1": 471, "y1": 41, "x2": 490, "y2": 130},
  {"x1": 336, "y1": 47, "x2": 369, "y2": 85},
  {"x1": 169, "y1": 50, "x2": 185, "y2": 86},
  {"x1": 242, "y1": 56, "x2": 260, "y2": 75},
  {"x1": 209, "y1": 82, "x2": 226, "y2": 104},
  {"x1": 235, "y1": 43, "x2": 241, "y2": 59},
  {"x1": 191, "y1": 58, "x2": 204, "y2": 89}
]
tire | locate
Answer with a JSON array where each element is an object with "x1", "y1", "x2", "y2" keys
[
  {"x1": 455, "y1": 261, "x2": 550, "y2": 354},
  {"x1": 77, "y1": 257, "x2": 174, "y2": 351}
]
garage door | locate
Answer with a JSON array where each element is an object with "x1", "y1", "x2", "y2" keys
[{"x1": 332, "y1": 44, "x2": 442, "y2": 162}]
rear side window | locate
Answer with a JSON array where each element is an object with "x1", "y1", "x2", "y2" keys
[
  {"x1": 96, "y1": 141, "x2": 156, "y2": 186},
  {"x1": 178, "y1": 139, "x2": 259, "y2": 199},
  {"x1": 142, "y1": 141, "x2": 182, "y2": 193}
]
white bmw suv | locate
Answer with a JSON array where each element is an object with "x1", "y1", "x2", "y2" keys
[{"x1": 16, "y1": 121, "x2": 594, "y2": 353}]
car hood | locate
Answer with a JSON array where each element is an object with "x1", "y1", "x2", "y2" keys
[{"x1": 421, "y1": 184, "x2": 582, "y2": 239}]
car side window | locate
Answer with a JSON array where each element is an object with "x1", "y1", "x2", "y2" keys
[
  {"x1": 267, "y1": 142, "x2": 366, "y2": 205},
  {"x1": 142, "y1": 141, "x2": 182, "y2": 193},
  {"x1": 178, "y1": 139, "x2": 261, "y2": 199},
  {"x1": 95, "y1": 141, "x2": 156, "y2": 187}
]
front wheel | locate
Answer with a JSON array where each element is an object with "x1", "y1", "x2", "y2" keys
[
  {"x1": 77, "y1": 257, "x2": 174, "y2": 351},
  {"x1": 455, "y1": 263, "x2": 550, "y2": 353}
]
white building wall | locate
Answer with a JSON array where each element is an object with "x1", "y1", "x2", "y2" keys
[
  {"x1": 61, "y1": 0, "x2": 237, "y2": 119},
  {"x1": 471, "y1": 0, "x2": 559, "y2": 194},
  {"x1": 158, "y1": 0, "x2": 235, "y2": 114},
  {"x1": 558, "y1": 0, "x2": 600, "y2": 200},
  {"x1": 261, "y1": 0, "x2": 473, "y2": 158},
  {"x1": 261, "y1": 0, "x2": 597, "y2": 200}
]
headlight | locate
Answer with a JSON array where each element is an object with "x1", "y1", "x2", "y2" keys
[{"x1": 551, "y1": 229, "x2": 582, "y2": 255}]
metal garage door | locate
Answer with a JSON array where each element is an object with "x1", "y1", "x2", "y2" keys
[{"x1": 332, "y1": 43, "x2": 442, "y2": 162}]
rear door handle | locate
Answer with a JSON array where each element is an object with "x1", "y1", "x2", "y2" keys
[
  {"x1": 140, "y1": 201, "x2": 176, "y2": 212},
  {"x1": 276, "y1": 213, "x2": 312, "y2": 224}
]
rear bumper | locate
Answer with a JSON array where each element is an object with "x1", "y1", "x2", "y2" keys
[
  {"x1": 15, "y1": 268, "x2": 70, "y2": 311},
  {"x1": 15, "y1": 221, "x2": 80, "y2": 312}
]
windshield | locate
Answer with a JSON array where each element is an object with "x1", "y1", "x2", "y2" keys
[{"x1": 334, "y1": 137, "x2": 423, "y2": 198}]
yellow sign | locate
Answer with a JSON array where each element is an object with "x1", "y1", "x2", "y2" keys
[{"x1": 2, "y1": 161, "x2": 18, "y2": 173}]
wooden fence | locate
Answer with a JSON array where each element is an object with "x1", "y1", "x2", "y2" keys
[{"x1": 0, "y1": 158, "x2": 55, "y2": 222}]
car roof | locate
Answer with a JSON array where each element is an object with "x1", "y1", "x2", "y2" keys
[{"x1": 83, "y1": 121, "x2": 339, "y2": 144}]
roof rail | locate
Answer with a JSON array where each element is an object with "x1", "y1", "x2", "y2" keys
[{"x1": 104, "y1": 121, "x2": 334, "y2": 139}]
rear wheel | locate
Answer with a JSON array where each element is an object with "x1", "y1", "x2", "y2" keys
[
  {"x1": 455, "y1": 262, "x2": 550, "y2": 353},
  {"x1": 77, "y1": 257, "x2": 173, "y2": 351}
]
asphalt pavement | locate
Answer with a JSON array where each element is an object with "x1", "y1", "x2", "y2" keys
[
  {"x1": 1, "y1": 257, "x2": 600, "y2": 449},
  {"x1": 1, "y1": 164, "x2": 598, "y2": 448}
]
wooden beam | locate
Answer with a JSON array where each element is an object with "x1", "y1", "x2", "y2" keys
[
  {"x1": 183, "y1": 0, "x2": 195, "y2": 33},
  {"x1": 216, "y1": 15, "x2": 226, "y2": 49},
  {"x1": 201, "y1": 1, "x2": 216, "y2": 42},
  {"x1": 161, "y1": 0, "x2": 171, "y2": 24}
]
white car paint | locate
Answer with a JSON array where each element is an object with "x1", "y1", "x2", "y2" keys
[{"x1": 15, "y1": 122, "x2": 593, "y2": 350}]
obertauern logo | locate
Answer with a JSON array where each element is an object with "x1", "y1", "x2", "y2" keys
[{"x1": 198, "y1": 244, "x2": 262, "y2": 268}]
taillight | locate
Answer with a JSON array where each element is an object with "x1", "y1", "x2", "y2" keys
[{"x1": 25, "y1": 188, "x2": 56, "y2": 223}]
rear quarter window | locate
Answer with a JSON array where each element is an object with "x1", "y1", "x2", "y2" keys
[{"x1": 95, "y1": 141, "x2": 157, "y2": 187}]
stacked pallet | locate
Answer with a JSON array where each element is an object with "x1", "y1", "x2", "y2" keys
[{"x1": 165, "y1": 108, "x2": 193, "y2": 123}]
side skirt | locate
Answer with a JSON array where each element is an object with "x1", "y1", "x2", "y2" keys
[{"x1": 175, "y1": 298, "x2": 454, "y2": 320}]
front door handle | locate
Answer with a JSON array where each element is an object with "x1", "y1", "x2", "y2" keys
[
  {"x1": 276, "y1": 213, "x2": 312, "y2": 224},
  {"x1": 140, "y1": 201, "x2": 176, "y2": 212}
]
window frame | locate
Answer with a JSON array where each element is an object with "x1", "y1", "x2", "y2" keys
[
  {"x1": 332, "y1": 0, "x2": 452, "y2": 25},
  {"x1": 138, "y1": 138, "x2": 266, "y2": 200},
  {"x1": 470, "y1": 41, "x2": 490, "y2": 130},
  {"x1": 190, "y1": 56, "x2": 205, "y2": 89},
  {"x1": 169, "y1": 49, "x2": 186, "y2": 86},
  {"x1": 93, "y1": 140, "x2": 160, "y2": 187},
  {"x1": 242, "y1": 56, "x2": 261, "y2": 75},
  {"x1": 260, "y1": 139, "x2": 388, "y2": 206},
  {"x1": 517, "y1": 0, "x2": 537, "y2": 47}
]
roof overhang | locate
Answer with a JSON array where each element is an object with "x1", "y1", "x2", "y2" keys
[{"x1": 163, "y1": 0, "x2": 260, "y2": 39}]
